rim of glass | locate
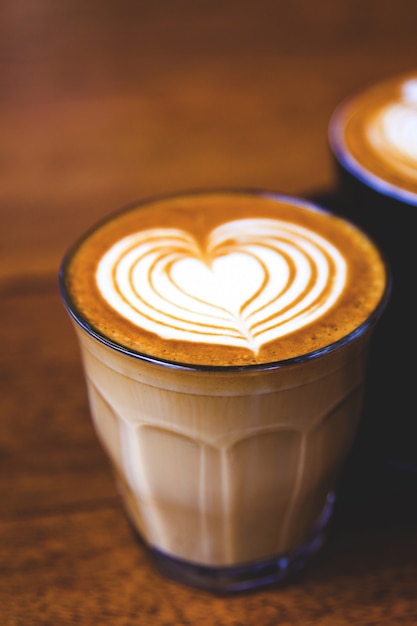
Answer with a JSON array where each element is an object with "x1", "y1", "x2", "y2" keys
[
  {"x1": 328, "y1": 101, "x2": 417, "y2": 208},
  {"x1": 59, "y1": 188, "x2": 392, "y2": 373}
]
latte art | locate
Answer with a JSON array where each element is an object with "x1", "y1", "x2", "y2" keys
[
  {"x1": 366, "y1": 79, "x2": 417, "y2": 179},
  {"x1": 62, "y1": 192, "x2": 387, "y2": 366},
  {"x1": 96, "y1": 218, "x2": 346, "y2": 354},
  {"x1": 329, "y1": 72, "x2": 417, "y2": 203}
]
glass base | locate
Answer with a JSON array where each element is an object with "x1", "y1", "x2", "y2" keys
[{"x1": 149, "y1": 492, "x2": 336, "y2": 594}]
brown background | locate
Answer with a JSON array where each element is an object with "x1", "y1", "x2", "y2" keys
[{"x1": 1, "y1": 1, "x2": 417, "y2": 624}]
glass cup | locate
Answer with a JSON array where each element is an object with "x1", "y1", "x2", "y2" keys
[
  {"x1": 329, "y1": 71, "x2": 417, "y2": 472},
  {"x1": 59, "y1": 190, "x2": 390, "y2": 592}
]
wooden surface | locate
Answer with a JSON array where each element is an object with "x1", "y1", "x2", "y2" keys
[{"x1": 1, "y1": 2, "x2": 417, "y2": 624}]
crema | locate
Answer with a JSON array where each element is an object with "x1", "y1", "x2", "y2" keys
[{"x1": 62, "y1": 191, "x2": 387, "y2": 367}]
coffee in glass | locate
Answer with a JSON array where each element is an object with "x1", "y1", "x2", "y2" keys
[{"x1": 60, "y1": 190, "x2": 389, "y2": 592}]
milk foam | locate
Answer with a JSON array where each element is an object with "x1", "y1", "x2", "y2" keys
[
  {"x1": 366, "y1": 78, "x2": 417, "y2": 178},
  {"x1": 96, "y1": 218, "x2": 347, "y2": 354}
]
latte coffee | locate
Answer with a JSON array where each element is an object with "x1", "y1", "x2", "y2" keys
[
  {"x1": 329, "y1": 72, "x2": 417, "y2": 206},
  {"x1": 60, "y1": 190, "x2": 389, "y2": 592},
  {"x1": 329, "y1": 72, "x2": 417, "y2": 470}
]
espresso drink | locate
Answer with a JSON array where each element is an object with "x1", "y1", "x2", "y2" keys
[
  {"x1": 329, "y1": 72, "x2": 417, "y2": 206},
  {"x1": 60, "y1": 191, "x2": 389, "y2": 591},
  {"x1": 329, "y1": 72, "x2": 417, "y2": 470}
]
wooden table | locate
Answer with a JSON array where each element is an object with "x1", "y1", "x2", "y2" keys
[{"x1": 1, "y1": 2, "x2": 417, "y2": 623}]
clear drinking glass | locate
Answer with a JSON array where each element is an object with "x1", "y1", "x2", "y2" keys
[{"x1": 59, "y1": 190, "x2": 390, "y2": 592}]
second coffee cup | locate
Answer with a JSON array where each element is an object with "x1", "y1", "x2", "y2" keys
[{"x1": 329, "y1": 71, "x2": 417, "y2": 472}]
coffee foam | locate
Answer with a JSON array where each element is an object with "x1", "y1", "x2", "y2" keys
[
  {"x1": 95, "y1": 218, "x2": 347, "y2": 355},
  {"x1": 62, "y1": 192, "x2": 387, "y2": 367},
  {"x1": 329, "y1": 72, "x2": 417, "y2": 204}
]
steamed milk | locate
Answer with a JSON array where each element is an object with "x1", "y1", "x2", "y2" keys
[{"x1": 61, "y1": 192, "x2": 388, "y2": 567}]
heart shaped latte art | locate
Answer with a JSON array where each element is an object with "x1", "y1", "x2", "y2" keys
[{"x1": 96, "y1": 218, "x2": 347, "y2": 354}]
